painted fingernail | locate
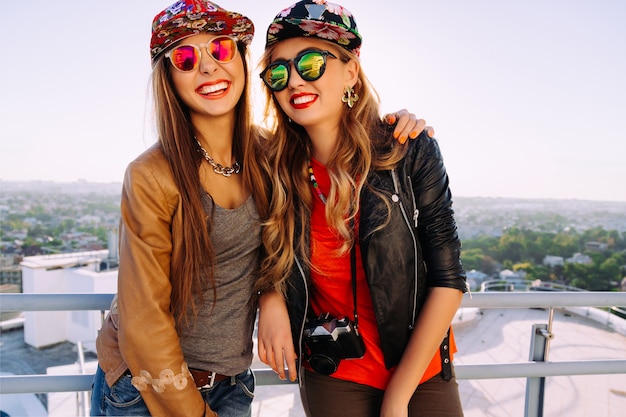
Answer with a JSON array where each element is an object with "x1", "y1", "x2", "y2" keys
[
  {"x1": 387, "y1": 115, "x2": 396, "y2": 124},
  {"x1": 393, "y1": 131, "x2": 399, "y2": 139},
  {"x1": 410, "y1": 131, "x2": 418, "y2": 138},
  {"x1": 399, "y1": 135, "x2": 407, "y2": 143}
]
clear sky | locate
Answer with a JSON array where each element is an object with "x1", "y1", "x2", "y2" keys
[{"x1": 1, "y1": 1, "x2": 625, "y2": 202}]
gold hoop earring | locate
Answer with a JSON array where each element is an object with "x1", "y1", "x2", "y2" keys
[{"x1": 342, "y1": 85, "x2": 359, "y2": 108}]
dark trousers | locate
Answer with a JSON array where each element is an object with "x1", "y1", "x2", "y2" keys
[{"x1": 300, "y1": 367, "x2": 464, "y2": 417}]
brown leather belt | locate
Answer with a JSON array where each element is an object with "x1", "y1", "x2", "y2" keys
[{"x1": 189, "y1": 368, "x2": 230, "y2": 389}]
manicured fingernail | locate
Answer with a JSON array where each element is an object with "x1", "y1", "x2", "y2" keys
[
  {"x1": 410, "y1": 131, "x2": 418, "y2": 139},
  {"x1": 393, "y1": 131, "x2": 399, "y2": 139},
  {"x1": 399, "y1": 135, "x2": 407, "y2": 143},
  {"x1": 387, "y1": 115, "x2": 396, "y2": 124}
]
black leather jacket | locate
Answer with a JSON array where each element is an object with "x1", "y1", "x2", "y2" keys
[{"x1": 285, "y1": 132, "x2": 467, "y2": 374}]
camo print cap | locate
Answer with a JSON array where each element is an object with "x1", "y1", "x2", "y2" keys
[
  {"x1": 150, "y1": 0, "x2": 254, "y2": 64},
  {"x1": 265, "y1": 0, "x2": 362, "y2": 56}
]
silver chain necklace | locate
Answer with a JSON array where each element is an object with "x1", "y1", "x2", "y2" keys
[{"x1": 196, "y1": 140, "x2": 241, "y2": 177}]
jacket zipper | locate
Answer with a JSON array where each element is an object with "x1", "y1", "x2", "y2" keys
[
  {"x1": 402, "y1": 173, "x2": 471, "y2": 301},
  {"x1": 294, "y1": 256, "x2": 309, "y2": 387},
  {"x1": 407, "y1": 176, "x2": 419, "y2": 228},
  {"x1": 391, "y1": 169, "x2": 420, "y2": 328}
]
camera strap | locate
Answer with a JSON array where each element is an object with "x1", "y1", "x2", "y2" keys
[{"x1": 350, "y1": 232, "x2": 360, "y2": 335}]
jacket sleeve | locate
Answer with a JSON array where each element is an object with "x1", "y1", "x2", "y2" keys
[
  {"x1": 116, "y1": 153, "x2": 210, "y2": 417},
  {"x1": 408, "y1": 133, "x2": 467, "y2": 292}
]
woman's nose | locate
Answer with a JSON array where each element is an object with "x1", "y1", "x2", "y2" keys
[
  {"x1": 287, "y1": 65, "x2": 305, "y2": 89},
  {"x1": 199, "y1": 51, "x2": 218, "y2": 75}
]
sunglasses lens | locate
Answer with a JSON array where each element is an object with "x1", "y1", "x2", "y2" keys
[
  {"x1": 261, "y1": 51, "x2": 330, "y2": 91},
  {"x1": 297, "y1": 52, "x2": 326, "y2": 81},
  {"x1": 210, "y1": 37, "x2": 237, "y2": 62},
  {"x1": 169, "y1": 45, "x2": 199, "y2": 72},
  {"x1": 263, "y1": 64, "x2": 289, "y2": 91}
]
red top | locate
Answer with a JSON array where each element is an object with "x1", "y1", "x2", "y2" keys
[{"x1": 307, "y1": 158, "x2": 456, "y2": 389}]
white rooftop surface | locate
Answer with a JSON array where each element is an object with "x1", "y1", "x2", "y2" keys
[
  {"x1": 249, "y1": 307, "x2": 626, "y2": 417},
  {"x1": 20, "y1": 250, "x2": 109, "y2": 270}
]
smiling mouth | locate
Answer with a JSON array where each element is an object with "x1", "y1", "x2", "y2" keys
[
  {"x1": 197, "y1": 81, "x2": 230, "y2": 95},
  {"x1": 292, "y1": 95, "x2": 316, "y2": 105}
]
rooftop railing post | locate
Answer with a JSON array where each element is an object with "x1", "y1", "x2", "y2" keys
[
  {"x1": 76, "y1": 341, "x2": 89, "y2": 417},
  {"x1": 524, "y1": 321, "x2": 554, "y2": 417}
]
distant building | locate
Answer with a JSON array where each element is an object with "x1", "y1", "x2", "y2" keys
[
  {"x1": 543, "y1": 255, "x2": 564, "y2": 268},
  {"x1": 499, "y1": 269, "x2": 527, "y2": 280},
  {"x1": 0, "y1": 259, "x2": 22, "y2": 287},
  {"x1": 566, "y1": 252, "x2": 592, "y2": 265},
  {"x1": 0, "y1": 283, "x2": 21, "y2": 321},
  {"x1": 466, "y1": 269, "x2": 489, "y2": 291},
  {"x1": 10, "y1": 229, "x2": 28, "y2": 240},
  {"x1": 586, "y1": 241, "x2": 609, "y2": 252},
  {"x1": 77, "y1": 214, "x2": 102, "y2": 225},
  {"x1": 20, "y1": 249, "x2": 117, "y2": 351}
]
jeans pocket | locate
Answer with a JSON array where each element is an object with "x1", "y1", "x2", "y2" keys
[
  {"x1": 236, "y1": 369, "x2": 255, "y2": 399},
  {"x1": 105, "y1": 374, "x2": 145, "y2": 409}
]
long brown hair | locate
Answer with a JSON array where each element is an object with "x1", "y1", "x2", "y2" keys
[
  {"x1": 257, "y1": 43, "x2": 406, "y2": 295},
  {"x1": 151, "y1": 42, "x2": 271, "y2": 326}
]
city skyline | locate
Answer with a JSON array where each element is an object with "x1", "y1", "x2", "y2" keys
[{"x1": 1, "y1": 1, "x2": 625, "y2": 202}]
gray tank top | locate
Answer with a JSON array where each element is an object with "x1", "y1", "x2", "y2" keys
[{"x1": 178, "y1": 194, "x2": 260, "y2": 375}]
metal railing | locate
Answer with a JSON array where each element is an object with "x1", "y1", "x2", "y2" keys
[{"x1": 1, "y1": 291, "x2": 626, "y2": 417}]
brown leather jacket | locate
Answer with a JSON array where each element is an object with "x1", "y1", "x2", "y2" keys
[{"x1": 96, "y1": 144, "x2": 211, "y2": 417}]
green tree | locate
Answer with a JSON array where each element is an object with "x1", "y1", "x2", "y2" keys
[
  {"x1": 551, "y1": 232, "x2": 580, "y2": 257},
  {"x1": 460, "y1": 248, "x2": 484, "y2": 271},
  {"x1": 599, "y1": 256, "x2": 622, "y2": 286},
  {"x1": 498, "y1": 228, "x2": 528, "y2": 263},
  {"x1": 565, "y1": 263, "x2": 590, "y2": 288},
  {"x1": 513, "y1": 262, "x2": 533, "y2": 272},
  {"x1": 526, "y1": 264, "x2": 552, "y2": 281},
  {"x1": 480, "y1": 255, "x2": 500, "y2": 275},
  {"x1": 27, "y1": 224, "x2": 46, "y2": 239}
]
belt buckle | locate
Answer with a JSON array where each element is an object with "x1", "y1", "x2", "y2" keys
[{"x1": 197, "y1": 371, "x2": 217, "y2": 390}]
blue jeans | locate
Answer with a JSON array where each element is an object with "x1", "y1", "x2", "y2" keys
[{"x1": 90, "y1": 365, "x2": 255, "y2": 416}]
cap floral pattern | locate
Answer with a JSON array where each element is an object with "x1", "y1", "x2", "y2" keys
[
  {"x1": 265, "y1": 0, "x2": 362, "y2": 56},
  {"x1": 150, "y1": 0, "x2": 254, "y2": 63}
]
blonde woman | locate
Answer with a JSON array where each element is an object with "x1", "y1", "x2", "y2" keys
[{"x1": 257, "y1": 1, "x2": 467, "y2": 416}]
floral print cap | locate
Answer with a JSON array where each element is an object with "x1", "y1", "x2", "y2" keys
[
  {"x1": 150, "y1": 0, "x2": 254, "y2": 64},
  {"x1": 266, "y1": 0, "x2": 362, "y2": 56}
]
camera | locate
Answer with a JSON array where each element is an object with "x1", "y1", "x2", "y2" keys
[{"x1": 303, "y1": 313, "x2": 366, "y2": 375}]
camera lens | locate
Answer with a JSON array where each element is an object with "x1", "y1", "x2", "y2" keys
[{"x1": 309, "y1": 352, "x2": 339, "y2": 375}]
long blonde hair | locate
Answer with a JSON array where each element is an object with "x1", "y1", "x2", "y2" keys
[
  {"x1": 152, "y1": 42, "x2": 271, "y2": 326},
  {"x1": 258, "y1": 43, "x2": 406, "y2": 295}
]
